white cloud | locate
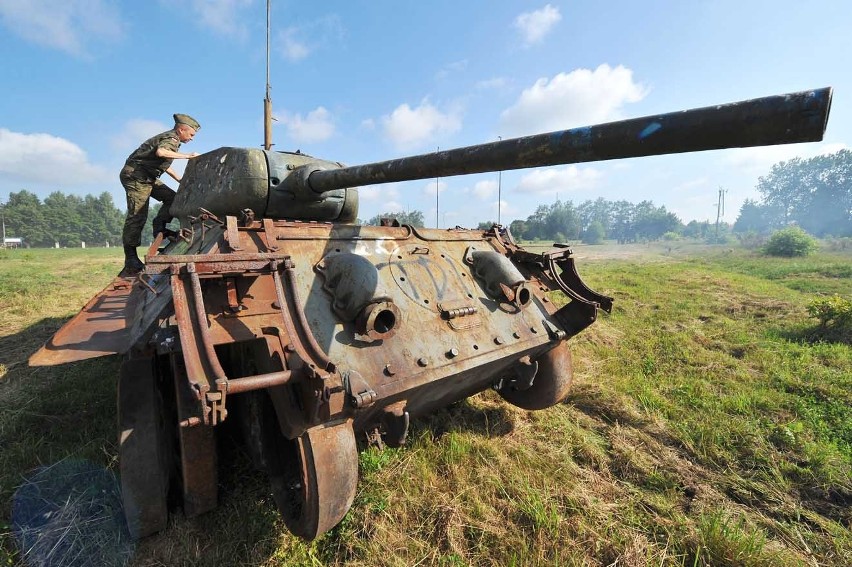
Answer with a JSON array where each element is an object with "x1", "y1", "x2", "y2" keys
[
  {"x1": 672, "y1": 177, "x2": 710, "y2": 192},
  {"x1": 381, "y1": 100, "x2": 462, "y2": 150},
  {"x1": 0, "y1": 0, "x2": 124, "y2": 57},
  {"x1": 278, "y1": 107, "x2": 336, "y2": 143},
  {"x1": 722, "y1": 141, "x2": 849, "y2": 176},
  {"x1": 497, "y1": 199, "x2": 520, "y2": 218},
  {"x1": 470, "y1": 179, "x2": 497, "y2": 200},
  {"x1": 500, "y1": 64, "x2": 648, "y2": 136},
  {"x1": 515, "y1": 165, "x2": 602, "y2": 196},
  {"x1": 110, "y1": 119, "x2": 170, "y2": 152},
  {"x1": 280, "y1": 26, "x2": 310, "y2": 61},
  {"x1": 0, "y1": 129, "x2": 111, "y2": 185},
  {"x1": 378, "y1": 201, "x2": 404, "y2": 214},
  {"x1": 186, "y1": 0, "x2": 253, "y2": 39},
  {"x1": 275, "y1": 15, "x2": 344, "y2": 62},
  {"x1": 359, "y1": 184, "x2": 400, "y2": 202},
  {"x1": 476, "y1": 77, "x2": 509, "y2": 91},
  {"x1": 422, "y1": 180, "x2": 448, "y2": 198},
  {"x1": 514, "y1": 4, "x2": 561, "y2": 46},
  {"x1": 436, "y1": 59, "x2": 468, "y2": 80}
]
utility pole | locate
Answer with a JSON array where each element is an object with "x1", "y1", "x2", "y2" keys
[{"x1": 714, "y1": 186, "x2": 726, "y2": 242}]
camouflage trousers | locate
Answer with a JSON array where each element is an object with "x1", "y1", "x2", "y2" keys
[{"x1": 120, "y1": 169, "x2": 176, "y2": 247}]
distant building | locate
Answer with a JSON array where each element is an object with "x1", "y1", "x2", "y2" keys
[{"x1": 2, "y1": 237, "x2": 22, "y2": 248}]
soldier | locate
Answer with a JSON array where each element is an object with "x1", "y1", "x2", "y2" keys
[{"x1": 119, "y1": 113, "x2": 202, "y2": 277}]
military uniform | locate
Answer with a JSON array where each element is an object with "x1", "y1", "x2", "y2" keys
[
  {"x1": 119, "y1": 113, "x2": 200, "y2": 276},
  {"x1": 120, "y1": 129, "x2": 182, "y2": 246}
]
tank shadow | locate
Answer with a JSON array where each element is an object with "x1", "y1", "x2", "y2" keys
[
  {"x1": 1, "y1": 316, "x2": 131, "y2": 565},
  {"x1": 408, "y1": 396, "x2": 516, "y2": 441}
]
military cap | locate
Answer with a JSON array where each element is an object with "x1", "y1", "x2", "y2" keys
[{"x1": 173, "y1": 113, "x2": 201, "y2": 130}]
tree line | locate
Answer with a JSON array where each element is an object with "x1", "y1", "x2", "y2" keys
[
  {"x1": 3, "y1": 149, "x2": 848, "y2": 247},
  {"x1": 2, "y1": 190, "x2": 126, "y2": 248},
  {"x1": 503, "y1": 198, "x2": 685, "y2": 244},
  {"x1": 734, "y1": 149, "x2": 852, "y2": 237}
]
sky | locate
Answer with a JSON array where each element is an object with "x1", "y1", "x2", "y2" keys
[{"x1": 1, "y1": 0, "x2": 849, "y2": 229}]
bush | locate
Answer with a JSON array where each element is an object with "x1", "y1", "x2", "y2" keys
[
  {"x1": 762, "y1": 227, "x2": 817, "y2": 257},
  {"x1": 662, "y1": 231, "x2": 680, "y2": 241},
  {"x1": 807, "y1": 295, "x2": 852, "y2": 329}
]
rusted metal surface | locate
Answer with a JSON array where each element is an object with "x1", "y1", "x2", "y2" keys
[
  {"x1": 118, "y1": 356, "x2": 169, "y2": 538},
  {"x1": 171, "y1": 354, "x2": 218, "y2": 518},
  {"x1": 29, "y1": 277, "x2": 134, "y2": 366},
  {"x1": 271, "y1": 421, "x2": 359, "y2": 540}
]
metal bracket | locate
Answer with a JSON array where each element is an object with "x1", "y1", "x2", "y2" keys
[
  {"x1": 344, "y1": 370, "x2": 377, "y2": 409},
  {"x1": 225, "y1": 215, "x2": 243, "y2": 251}
]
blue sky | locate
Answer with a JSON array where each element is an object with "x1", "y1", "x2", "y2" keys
[{"x1": 0, "y1": 1, "x2": 848, "y2": 228}]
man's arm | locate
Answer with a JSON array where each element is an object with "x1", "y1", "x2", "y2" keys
[
  {"x1": 156, "y1": 148, "x2": 200, "y2": 160},
  {"x1": 164, "y1": 167, "x2": 183, "y2": 182}
]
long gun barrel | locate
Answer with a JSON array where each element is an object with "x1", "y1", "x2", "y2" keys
[
  {"x1": 172, "y1": 87, "x2": 831, "y2": 224},
  {"x1": 308, "y1": 87, "x2": 831, "y2": 193}
]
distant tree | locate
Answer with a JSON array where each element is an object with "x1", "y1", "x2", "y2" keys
[
  {"x1": 477, "y1": 221, "x2": 496, "y2": 230},
  {"x1": 43, "y1": 192, "x2": 84, "y2": 247},
  {"x1": 545, "y1": 200, "x2": 581, "y2": 240},
  {"x1": 633, "y1": 201, "x2": 682, "y2": 240},
  {"x1": 577, "y1": 197, "x2": 612, "y2": 235},
  {"x1": 82, "y1": 192, "x2": 125, "y2": 246},
  {"x1": 682, "y1": 220, "x2": 711, "y2": 239},
  {"x1": 366, "y1": 210, "x2": 425, "y2": 227},
  {"x1": 733, "y1": 199, "x2": 777, "y2": 234},
  {"x1": 3, "y1": 191, "x2": 46, "y2": 246},
  {"x1": 756, "y1": 149, "x2": 852, "y2": 237},
  {"x1": 610, "y1": 200, "x2": 635, "y2": 243},
  {"x1": 581, "y1": 221, "x2": 605, "y2": 244},
  {"x1": 508, "y1": 219, "x2": 528, "y2": 240}
]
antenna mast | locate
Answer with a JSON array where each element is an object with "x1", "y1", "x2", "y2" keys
[{"x1": 263, "y1": 0, "x2": 273, "y2": 150}]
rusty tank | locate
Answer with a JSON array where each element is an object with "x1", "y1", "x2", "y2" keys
[{"x1": 30, "y1": 87, "x2": 832, "y2": 540}]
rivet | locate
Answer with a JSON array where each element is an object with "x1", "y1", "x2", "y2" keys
[
  {"x1": 384, "y1": 364, "x2": 395, "y2": 376},
  {"x1": 447, "y1": 348, "x2": 459, "y2": 358},
  {"x1": 494, "y1": 337, "x2": 504, "y2": 345},
  {"x1": 513, "y1": 331, "x2": 521, "y2": 339},
  {"x1": 530, "y1": 327, "x2": 538, "y2": 334},
  {"x1": 417, "y1": 357, "x2": 428, "y2": 367}
]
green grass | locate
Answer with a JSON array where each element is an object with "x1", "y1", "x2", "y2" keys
[{"x1": 1, "y1": 243, "x2": 850, "y2": 566}]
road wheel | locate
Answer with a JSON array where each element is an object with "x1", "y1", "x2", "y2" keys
[
  {"x1": 498, "y1": 341, "x2": 573, "y2": 410},
  {"x1": 118, "y1": 356, "x2": 172, "y2": 539}
]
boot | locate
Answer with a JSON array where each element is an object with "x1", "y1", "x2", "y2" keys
[
  {"x1": 152, "y1": 218, "x2": 176, "y2": 239},
  {"x1": 119, "y1": 245, "x2": 144, "y2": 278}
]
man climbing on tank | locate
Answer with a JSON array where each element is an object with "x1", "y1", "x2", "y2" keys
[{"x1": 119, "y1": 113, "x2": 202, "y2": 277}]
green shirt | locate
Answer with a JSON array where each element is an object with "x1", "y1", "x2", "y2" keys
[{"x1": 123, "y1": 129, "x2": 181, "y2": 180}]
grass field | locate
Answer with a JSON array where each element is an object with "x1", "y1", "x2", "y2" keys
[{"x1": 0, "y1": 242, "x2": 849, "y2": 566}]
